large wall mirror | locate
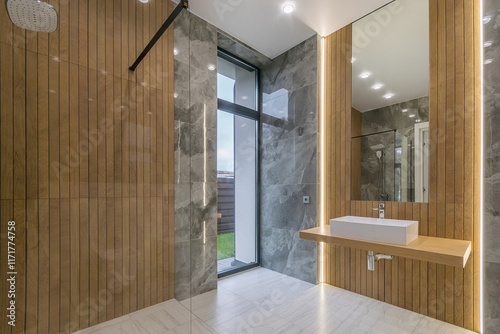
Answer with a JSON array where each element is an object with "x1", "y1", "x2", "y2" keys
[{"x1": 351, "y1": 0, "x2": 430, "y2": 203}]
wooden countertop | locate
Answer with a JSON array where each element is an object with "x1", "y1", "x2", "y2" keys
[{"x1": 300, "y1": 226, "x2": 471, "y2": 268}]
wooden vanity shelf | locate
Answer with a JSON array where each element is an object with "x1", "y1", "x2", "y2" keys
[{"x1": 300, "y1": 226, "x2": 471, "y2": 268}]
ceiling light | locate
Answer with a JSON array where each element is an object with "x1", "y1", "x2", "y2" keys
[
  {"x1": 484, "y1": 59, "x2": 493, "y2": 65},
  {"x1": 139, "y1": 0, "x2": 149, "y2": 3},
  {"x1": 208, "y1": 64, "x2": 216, "y2": 71},
  {"x1": 484, "y1": 40, "x2": 493, "y2": 48},
  {"x1": 283, "y1": 2, "x2": 294, "y2": 14},
  {"x1": 372, "y1": 83, "x2": 383, "y2": 90},
  {"x1": 173, "y1": 48, "x2": 179, "y2": 55},
  {"x1": 483, "y1": 16, "x2": 491, "y2": 24},
  {"x1": 383, "y1": 93, "x2": 394, "y2": 99},
  {"x1": 360, "y1": 72, "x2": 371, "y2": 79},
  {"x1": 401, "y1": 108, "x2": 408, "y2": 113}
]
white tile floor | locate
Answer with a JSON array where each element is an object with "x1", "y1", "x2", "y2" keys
[{"x1": 75, "y1": 267, "x2": 474, "y2": 334}]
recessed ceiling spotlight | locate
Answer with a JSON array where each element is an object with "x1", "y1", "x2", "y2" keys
[
  {"x1": 360, "y1": 72, "x2": 371, "y2": 79},
  {"x1": 173, "y1": 48, "x2": 179, "y2": 56},
  {"x1": 208, "y1": 64, "x2": 216, "y2": 71},
  {"x1": 383, "y1": 93, "x2": 394, "y2": 99},
  {"x1": 484, "y1": 40, "x2": 493, "y2": 48},
  {"x1": 484, "y1": 59, "x2": 493, "y2": 65},
  {"x1": 283, "y1": 2, "x2": 294, "y2": 14},
  {"x1": 372, "y1": 83, "x2": 383, "y2": 90},
  {"x1": 139, "y1": 0, "x2": 149, "y2": 3},
  {"x1": 401, "y1": 108, "x2": 408, "y2": 113},
  {"x1": 483, "y1": 16, "x2": 491, "y2": 24}
]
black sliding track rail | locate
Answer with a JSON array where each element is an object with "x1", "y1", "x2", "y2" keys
[{"x1": 129, "y1": 0, "x2": 188, "y2": 71}]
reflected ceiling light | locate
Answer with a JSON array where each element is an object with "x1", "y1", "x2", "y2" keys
[
  {"x1": 351, "y1": 57, "x2": 356, "y2": 63},
  {"x1": 208, "y1": 64, "x2": 216, "y2": 71},
  {"x1": 372, "y1": 83, "x2": 383, "y2": 90},
  {"x1": 283, "y1": 2, "x2": 294, "y2": 14},
  {"x1": 173, "y1": 48, "x2": 179, "y2": 55},
  {"x1": 139, "y1": 0, "x2": 149, "y2": 3},
  {"x1": 241, "y1": 96, "x2": 248, "y2": 100},
  {"x1": 383, "y1": 93, "x2": 394, "y2": 99},
  {"x1": 484, "y1": 40, "x2": 493, "y2": 47},
  {"x1": 409, "y1": 114, "x2": 416, "y2": 118},
  {"x1": 360, "y1": 72, "x2": 371, "y2": 79},
  {"x1": 401, "y1": 108, "x2": 408, "y2": 112},
  {"x1": 484, "y1": 59, "x2": 493, "y2": 65},
  {"x1": 483, "y1": 16, "x2": 491, "y2": 24},
  {"x1": 173, "y1": 92, "x2": 178, "y2": 98}
]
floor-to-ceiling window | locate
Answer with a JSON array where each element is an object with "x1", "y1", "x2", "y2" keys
[{"x1": 216, "y1": 50, "x2": 259, "y2": 276}]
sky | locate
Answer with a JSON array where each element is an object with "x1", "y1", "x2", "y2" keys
[{"x1": 217, "y1": 73, "x2": 235, "y2": 173}]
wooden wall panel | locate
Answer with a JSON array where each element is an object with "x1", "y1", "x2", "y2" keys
[
  {"x1": 322, "y1": 0, "x2": 481, "y2": 331},
  {"x1": 0, "y1": 0, "x2": 175, "y2": 333}
]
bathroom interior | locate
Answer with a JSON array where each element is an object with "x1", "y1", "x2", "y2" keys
[{"x1": 0, "y1": 0, "x2": 498, "y2": 333}]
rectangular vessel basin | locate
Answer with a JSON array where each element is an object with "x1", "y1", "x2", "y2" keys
[{"x1": 330, "y1": 216, "x2": 419, "y2": 246}]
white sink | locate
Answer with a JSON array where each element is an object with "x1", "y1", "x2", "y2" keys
[{"x1": 329, "y1": 216, "x2": 418, "y2": 246}]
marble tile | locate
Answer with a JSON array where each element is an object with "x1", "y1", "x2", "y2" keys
[
  {"x1": 260, "y1": 137, "x2": 296, "y2": 186},
  {"x1": 190, "y1": 236, "x2": 218, "y2": 296},
  {"x1": 483, "y1": 1, "x2": 500, "y2": 331},
  {"x1": 190, "y1": 182, "x2": 217, "y2": 240},
  {"x1": 78, "y1": 268, "x2": 477, "y2": 334},
  {"x1": 74, "y1": 317, "x2": 142, "y2": 334},
  {"x1": 189, "y1": 66, "x2": 217, "y2": 130},
  {"x1": 190, "y1": 126, "x2": 217, "y2": 183},
  {"x1": 188, "y1": 287, "x2": 255, "y2": 325},
  {"x1": 291, "y1": 83, "x2": 318, "y2": 137},
  {"x1": 175, "y1": 241, "x2": 191, "y2": 302},
  {"x1": 484, "y1": 262, "x2": 500, "y2": 334},
  {"x1": 189, "y1": 14, "x2": 217, "y2": 73},
  {"x1": 174, "y1": 183, "x2": 191, "y2": 243},
  {"x1": 173, "y1": 11, "x2": 190, "y2": 65},
  {"x1": 294, "y1": 133, "x2": 317, "y2": 184},
  {"x1": 261, "y1": 184, "x2": 317, "y2": 231},
  {"x1": 174, "y1": 121, "x2": 190, "y2": 184},
  {"x1": 174, "y1": 60, "x2": 190, "y2": 123},
  {"x1": 260, "y1": 227, "x2": 317, "y2": 284},
  {"x1": 262, "y1": 36, "x2": 318, "y2": 95},
  {"x1": 129, "y1": 299, "x2": 191, "y2": 333},
  {"x1": 217, "y1": 31, "x2": 272, "y2": 69}
]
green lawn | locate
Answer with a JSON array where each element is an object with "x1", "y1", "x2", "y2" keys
[{"x1": 217, "y1": 232, "x2": 235, "y2": 260}]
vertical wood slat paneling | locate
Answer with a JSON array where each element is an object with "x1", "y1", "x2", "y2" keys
[
  {"x1": 322, "y1": 0, "x2": 481, "y2": 331},
  {"x1": 0, "y1": 0, "x2": 175, "y2": 333}
]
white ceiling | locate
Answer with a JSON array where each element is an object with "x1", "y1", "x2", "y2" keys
[
  {"x1": 352, "y1": 0, "x2": 430, "y2": 112},
  {"x1": 186, "y1": 0, "x2": 392, "y2": 59}
]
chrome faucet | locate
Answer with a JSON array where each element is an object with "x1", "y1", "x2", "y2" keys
[
  {"x1": 372, "y1": 203, "x2": 385, "y2": 219},
  {"x1": 368, "y1": 251, "x2": 393, "y2": 271}
]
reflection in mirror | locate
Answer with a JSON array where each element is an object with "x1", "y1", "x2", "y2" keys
[{"x1": 351, "y1": 0, "x2": 430, "y2": 203}]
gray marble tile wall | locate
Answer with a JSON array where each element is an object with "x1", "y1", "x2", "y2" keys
[
  {"x1": 260, "y1": 35, "x2": 319, "y2": 284},
  {"x1": 483, "y1": 0, "x2": 500, "y2": 332},
  {"x1": 174, "y1": 11, "x2": 218, "y2": 301}
]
